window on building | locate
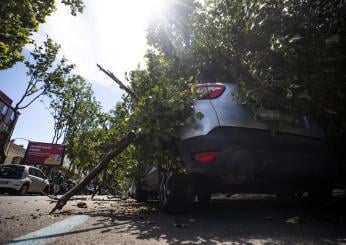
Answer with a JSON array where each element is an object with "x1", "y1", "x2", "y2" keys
[
  {"x1": 11, "y1": 156, "x2": 23, "y2": 164},
  {"x1": 1, "y1": 105, "x2": 8, "y2": 115},
  {"x1": 0, "y1": 123, "x2": 9, "y2": 133},
  {"x1": 10, "y1": 111, "x2": 15, "y2": 121}
]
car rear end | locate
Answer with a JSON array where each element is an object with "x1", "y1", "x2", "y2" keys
[
  {"x1": 177, "y1": 83, "x2": 339, "y2": 194},
  {"x1": 0, "y1": 165, "x2": 26, "y2": 193}
]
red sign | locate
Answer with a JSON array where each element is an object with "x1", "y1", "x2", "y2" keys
[{"x1": 24, "y1": 142, "x2": 65, "y2": 166}]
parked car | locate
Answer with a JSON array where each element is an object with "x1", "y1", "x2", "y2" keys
[
  {"x1": 132, "y1": 82, "x2": 340, "y2": 214},
  {"x1": 0, "y1": 164, "x2": 50, "y2": 195}
]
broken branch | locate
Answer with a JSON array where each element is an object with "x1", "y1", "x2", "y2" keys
[
  {"x1": 49, "y1": 133, "x2": 135, "y2": 214},
  {"x1": 97, "y1": 64, "x2": 138, "y2": 100}
]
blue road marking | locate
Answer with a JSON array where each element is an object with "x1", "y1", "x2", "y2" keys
[{"x1": 7, "y1": 215, "x2": 89, "y2": 245}]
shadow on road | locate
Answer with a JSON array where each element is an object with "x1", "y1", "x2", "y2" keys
[{"x1": 55, "y1": 194, "x2": 346, "y2": 244}]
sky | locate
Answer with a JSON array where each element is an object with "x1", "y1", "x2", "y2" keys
[{"x1": 0, "y1": 0, "x2": 165, "y2": 147}]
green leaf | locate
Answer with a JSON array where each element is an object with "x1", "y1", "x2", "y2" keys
[{"x1": 195, "y1": 112, "x2": 204, "y2": 120}]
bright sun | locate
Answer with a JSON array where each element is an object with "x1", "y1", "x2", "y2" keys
[
  {"x1": 136, "y1": 0, "x2": 169, "y2": 20},
  {"x1": 103, "y1": 0, "x2": 171, "y2": 28}
]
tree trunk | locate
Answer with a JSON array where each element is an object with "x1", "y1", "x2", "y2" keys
[{"x1": 49, "y1": 133, "x2": 135, "y2": 214}]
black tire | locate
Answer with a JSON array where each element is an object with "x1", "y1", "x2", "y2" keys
[
  {"x1": 42, "y1": 186, "x2": 50, "y2": 195},
  {"x1": 134, "y1": 183, "x2": 148, "y2": 202},
  {"x1": 159, "y1": 167, "x2": 194, "y2": 214},
  {"x1": 18, "y1": 184, "x2": 29, "y2": 195},
  {"x1": 197, "y1": 191, "x2": 211, "y2": 204}
]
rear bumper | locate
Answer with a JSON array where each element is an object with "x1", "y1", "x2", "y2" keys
[
  {"x1": 178, "y1": 127, "x2": 339, "y2": 185},
  {"x1": 0, "y1": 186, "x2": 19, "y2": 192},
  {"x1": 0, "y1": 180, "x2": 23, "y2": 191}
]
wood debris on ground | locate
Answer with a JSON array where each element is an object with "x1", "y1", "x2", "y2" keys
[{"x1": 286, "y1": 216, "x2": 305, "y2": 224}]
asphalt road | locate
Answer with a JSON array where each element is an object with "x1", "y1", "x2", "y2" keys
[{"x1": 1, "y1": 194, "x2": 346, "y2": 244}]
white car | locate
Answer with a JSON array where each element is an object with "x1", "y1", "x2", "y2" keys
[{"x1": 0, "y1": 164, "x2": 50, "y2": 195}]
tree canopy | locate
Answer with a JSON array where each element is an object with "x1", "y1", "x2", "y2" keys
[
  {"x1": 0, "y1": 0, "x2": 84, "y2": 69},
  {"x1": 147, "y1": 0, "x2": 346, "y2": 144},
  {"x1": 14, "y1": 37, "x2": 75, "y2": 113}
]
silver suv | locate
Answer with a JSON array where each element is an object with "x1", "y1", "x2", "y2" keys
[
  {"x1": 0, "y1": 164, "x2": 50, "y2": 195},
  {"x1": 134, "y1": 83, "x2": 339, "y2": 213}
]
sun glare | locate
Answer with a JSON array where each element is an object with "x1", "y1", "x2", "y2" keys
[
  {"x1": 137, "y1": 0, "x2": 169, "y2": 19},
  {"x1": 36, "y1": 0, "x2": 174, "y2": 88},
  {"x1": 139, "y1": 0, "x2": 167, "y2": 15},
  {"x1": 109, "y1": 0, "x2": 169, "y2": 32}
]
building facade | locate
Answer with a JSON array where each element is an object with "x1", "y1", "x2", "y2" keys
[
  {"x1": 3, "y1": 142, "x2": 26, "y2": 164},
  {"x1": 0, "y1": 90, "x2": 20, "y2": 163}
]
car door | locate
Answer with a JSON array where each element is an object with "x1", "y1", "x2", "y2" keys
[
  {"x1": 28, "y1": 168, "x2": 42, "y2": 192},
  {"x1": 35, "y1": 169, "x2": 47, "y2": 192}
]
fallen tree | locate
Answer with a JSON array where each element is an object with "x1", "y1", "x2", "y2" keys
[
  {"x1": 49, "y1": 56, "x2": 194, "y2": 213},
  {"x1": 50, "y1": 132, "x2": 135, "y2": 213},
  {"x1": 49, "y1": 63, "x2": 140, "y2": 214}
]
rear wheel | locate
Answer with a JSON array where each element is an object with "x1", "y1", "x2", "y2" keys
[
  {"x1": 159, "y1": 163, "x2": 194, "y2": 214},
  {"x1": 42, "y1": 186, "x2": 50, "y2": 195},
  {"x1": 18, "y1": 184, "x2": 29, "y2": 195}
]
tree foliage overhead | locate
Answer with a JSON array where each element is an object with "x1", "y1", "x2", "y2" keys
[
  {"x1": 0, "y1": 0, "x2": 84, "y2": 70},
  {"x1": 147, "y1": 0, "x2": 346, "y2": 142}
]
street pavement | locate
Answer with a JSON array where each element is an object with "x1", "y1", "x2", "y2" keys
[{"x1": 1, "y1": 194, "x2": 346, "y2": 244}]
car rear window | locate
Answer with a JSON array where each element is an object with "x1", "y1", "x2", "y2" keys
[{"x1": 0, "y1": 165, "x2": 25, "y2": 179}]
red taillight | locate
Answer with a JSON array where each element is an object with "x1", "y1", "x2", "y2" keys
[
  {"x1": 193, "y1": 151, "x2": 220, "y2": 164},
  {"x1": 194, "y1": 83, "x2": 225, "y2": 99}
]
